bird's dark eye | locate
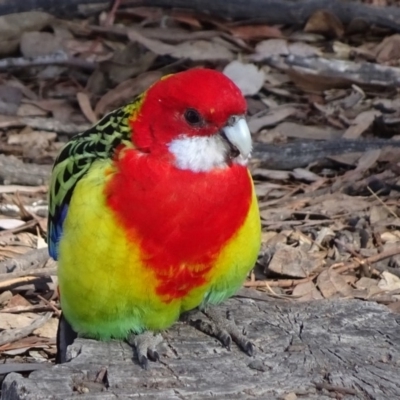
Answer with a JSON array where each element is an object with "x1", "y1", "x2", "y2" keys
[{"x1": 184, "y1": 108, "x2": 202, "y2": 126}]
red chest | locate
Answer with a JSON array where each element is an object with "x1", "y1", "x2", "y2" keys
[{"x1": 105, "y1": 149, "x2": 252, "y2": 299}]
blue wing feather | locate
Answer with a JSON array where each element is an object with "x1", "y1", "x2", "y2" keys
[{"x1": 48, "y1": 204, "x2": 69, "y2": 260}]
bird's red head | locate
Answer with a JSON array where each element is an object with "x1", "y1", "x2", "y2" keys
[{"x1": 130, "y1": 68, "x2": 247, "y2": 153}]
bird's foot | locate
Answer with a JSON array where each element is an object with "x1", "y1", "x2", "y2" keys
[
  {"x1": 56, "y1": 313, "x2": 78, "y2": 364},
  {"x1": 191, "y1": 308, "x2": 254, "y2": 356},
  {"x1": 127, "y1": 331, "x2": 163, "y2": 369}
]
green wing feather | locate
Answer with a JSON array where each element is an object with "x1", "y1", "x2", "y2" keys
[{"x1": 48, "y1": 99, "x2": 142, "y2": 259}]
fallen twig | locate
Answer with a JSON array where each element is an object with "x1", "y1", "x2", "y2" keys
[
  {"x1": 0, "y1": 267, "x2": 57, "y2": 283},
  {"x1": 0, "y1": 50, "x2": 96, "y2": 71},
  {"x1": 314, "y1": 382, "x2": 358, "y2": 396},
  {"x1": 244, "y1": 275, "x2": 316, "y2": 288},
  {"x1": 0, "y1": 154, "x2": 51, "y2": 186},
  {"x1": 0, "y1": 248, "x2": 50, "y2": 274},
  {"x1": 332, "y1": 246, "x2": 400, "y2": 274},
  {"x1": 0, "y1": 363, "x2": 52, "y2": 375},
  {"x1": 0, "y1": 116, "x2": 90, "y2": 136},
  {"x1": 128, "y1": 0, "x2": 400, "y2": 31},
  {"x1": 37, "y1": 294, "x2": 61, "y2": 317},
  {"x1": 0, "y1": 304, "x2": 59, "y2": 314},
  {"x1": 0, "y1": 312, "x2": 52, "y2": 347},
  {"x1": 262, "y1": 55, "x2": 400, "y2": 89},
  {"x1": 0, "y1": 276, "x2": 45, "y2": 290},
  {"x1": 252, "y1": 139, "x2": 400, "y2": 170}
]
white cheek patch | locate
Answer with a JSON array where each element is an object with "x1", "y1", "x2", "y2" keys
[{"x1": 168, "y1": 135, "x2": 230, "y2": 172}]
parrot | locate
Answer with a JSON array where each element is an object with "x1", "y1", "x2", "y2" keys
[{"x1": 48, "y1": 68, "x2": 261, "y2": 367}]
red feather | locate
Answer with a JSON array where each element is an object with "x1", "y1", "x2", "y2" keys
[{"x1": 105, "y1": 151, "x2": 251, "y2": 301}]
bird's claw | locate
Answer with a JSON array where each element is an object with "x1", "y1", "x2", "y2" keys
[
  {"x1": 191, "y1": 308, "x2": 255, "y2": 356},
  {"x1": 192, "y1": 318, "x2": 231, "y2": 350},
  {"x1": 127, "y1": 331, "x2": 163, "y2": 369}
]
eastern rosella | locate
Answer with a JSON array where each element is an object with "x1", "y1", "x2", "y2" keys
[{"x1": 48, "y1": 68, "x2": 261, "y2": 367}]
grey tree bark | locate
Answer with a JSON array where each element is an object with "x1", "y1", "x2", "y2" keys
[{"x1": 2, "y1": 296, "x2": 400, "y2": 399}]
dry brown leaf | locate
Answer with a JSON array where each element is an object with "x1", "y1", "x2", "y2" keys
[
  {"x1": 374, "y1": 34, "x2": 400, "y2": 64},
  {"x1": 317, "y1": 269, "x2": 354, "y2": 298},
  {"x1": 291, "y1": 168, "x2": 321, "y2": 182},
  {"x1": 255, "y1": 182, "x2": 283, "y2": 197},
  {"x1": 127, "y1": 29, "x2": 176, "y2": 54},
  {"x1": 29, "y1": 99, "x2": 74, "y2": 123},
  {"x1": 378, "y1": 271, "x2": 400, "y2": 293},
  {"x1": 267, "y1": 244, "x2": 323, "y2": 278},
  {"x1": 64, "y1": 39, "x2": 110, "y2": 62},
  {"x1": 94, "y1": 71, "x2": 163, "y2": 116},
  {"x1": 355, "y1": 277, "x2": 382, "y2": 298},
  {"x1": 287, "y1": 42, "x2": 321, "y2": 57},
  {"x1": 0, "y1": 11, "x2": 52, "y2": 39},
  {"x1": 332, "y1": 41, "x2": 353, "y2": 60},
  {"x1": 0, "y1": 11, "x2": 53, "y2": 56},
  {"x1": 170, "y1": 12, "x2": 202, "y2": 28},
  {"x1": 0, "y1": 335, "x2": 54, "y2": 353},
  {"x1": 283, "y1": 392, "x2": 297, "y2": 400},
  {"x1": 379, "y1": 147, "x2": 400, "y2": 165},
  {"x1": 380, "y1": 231, "x2": 400, "y2": 243},
  {"x1": 172, "y1": 40, "x2": 234, "y2": 61},
  {"x1": 253, "y1": 169, "x2": 291, "y2": 182},
  {"x1": 0, "y1": 85, "x2": 22, "y2": 116},
  {"x1": 355, "y1": 277, "x2": 379, "y2": 290},
  {"x1": 253, "y1": 39, "x2": 289, "y2": 59},
  {"x1": 355, "y1": 149, "x2": 381, "y2": 172},
  {"x1": 373, "y1": 98, "x2": 400, "y2": 113},
  {"x1": 8, "y1": 127, "x2": 56, "y2": 149},
  {"x1": 310, "y1": 227, "x2": 335, "y2": 252},
  {"x1": 270, "y1": 121, "x2": 342, "y2": 140},
  {"x1": 17, "y1": 103, "x2": 48, "y2": 117},
  {"x1": 20, "y1": 31, "x2": 63, "y2": 58},
  {"x1": 261, "y1": 231, "x2": 280, "y2": 245},
  {"x1": 0, "y1": 313, "x2": 34, "y2": 330},
  {"x1": 104, "y1": 42, "x2": 157, "y2": 85},
  {"x1": 315, "y1": 195, "x2": 369, "y2": 217},
  {"x1": 228, "y1": 25, "x2": 283, "y2": 40},
  {"x1": 292, "y1": 281, "x2": 323, "y2": 301},
  {"x1": 289, "y1": 32, "x2": 325, "y2": 43},
  {"x1": 6, "y1": 294, "x2": 31, "y2": 308},
  {"x1": 304, "y1": 10, "x2": 344, "y2": 38},
  {"x1": 343, "y1": 110, "x2": 381, "y2": 139},
  {"x1": 223, "y1": 61, "x2": 265, "y2": 96},
  {"x1": 123, "y1": 7, "x2": 164, "y2": 20},
  {"x1": 0, "y1": 291, "x2": 12, "y2": 305},
  {"x1": 7, "y1": 77, "x2": 38, "y2": 101},
  {"x1": 327, "y1": 152, "x2": 361, "y2": 167},
  {"x1": 128, "y1": 29, "x2": 233, "y2": 61},
  {"x1": 33, "y1": 318, "x2": 58, "y2": 339},
  {"x1": 76, "y1": 92, "x2": 97, "y2": 124},
  {"x1": 0, "y1": 219, "x2": 25, "y2": 230},
  {"x1": 248, "y1": 106, "x2": 297, "y2": 133},
  {"x1": 288, "y1": 69, "x2": 349, "y2": 92},
  {"x1": 370, "y1": 205, "x2": 392, "y2": 226}
]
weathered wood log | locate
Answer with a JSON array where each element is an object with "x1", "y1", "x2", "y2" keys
[
  {"x1": 252, "y1": 139, "x2": 400, "y2": 170},
  {"x1": 0, "y1": 154, "x2": 51, "y2": 186},
  {"x1": 261, "y1": 55, "x2": 400, "y2": 90},
  {"x1": 2, "y1": 296, "x2": 400, "y2": 399},
  {"x1": 0, "y1": 0, "x2": 400, "y2": 33},
  {"x1": 0, "y1": 0, "x2": 110, "y2": 17},
  {"x1": 128, "y1": 0, "x2": 400, "y2": 32}
]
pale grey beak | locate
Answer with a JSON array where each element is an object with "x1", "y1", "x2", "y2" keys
[{"x1": 222, "y1": 116, "x2": 252, "y2": 159}]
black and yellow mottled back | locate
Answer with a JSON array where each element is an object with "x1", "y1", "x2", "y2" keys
[{"x1": 48, "y1": 99, "x2": 142, "y2": 259}]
